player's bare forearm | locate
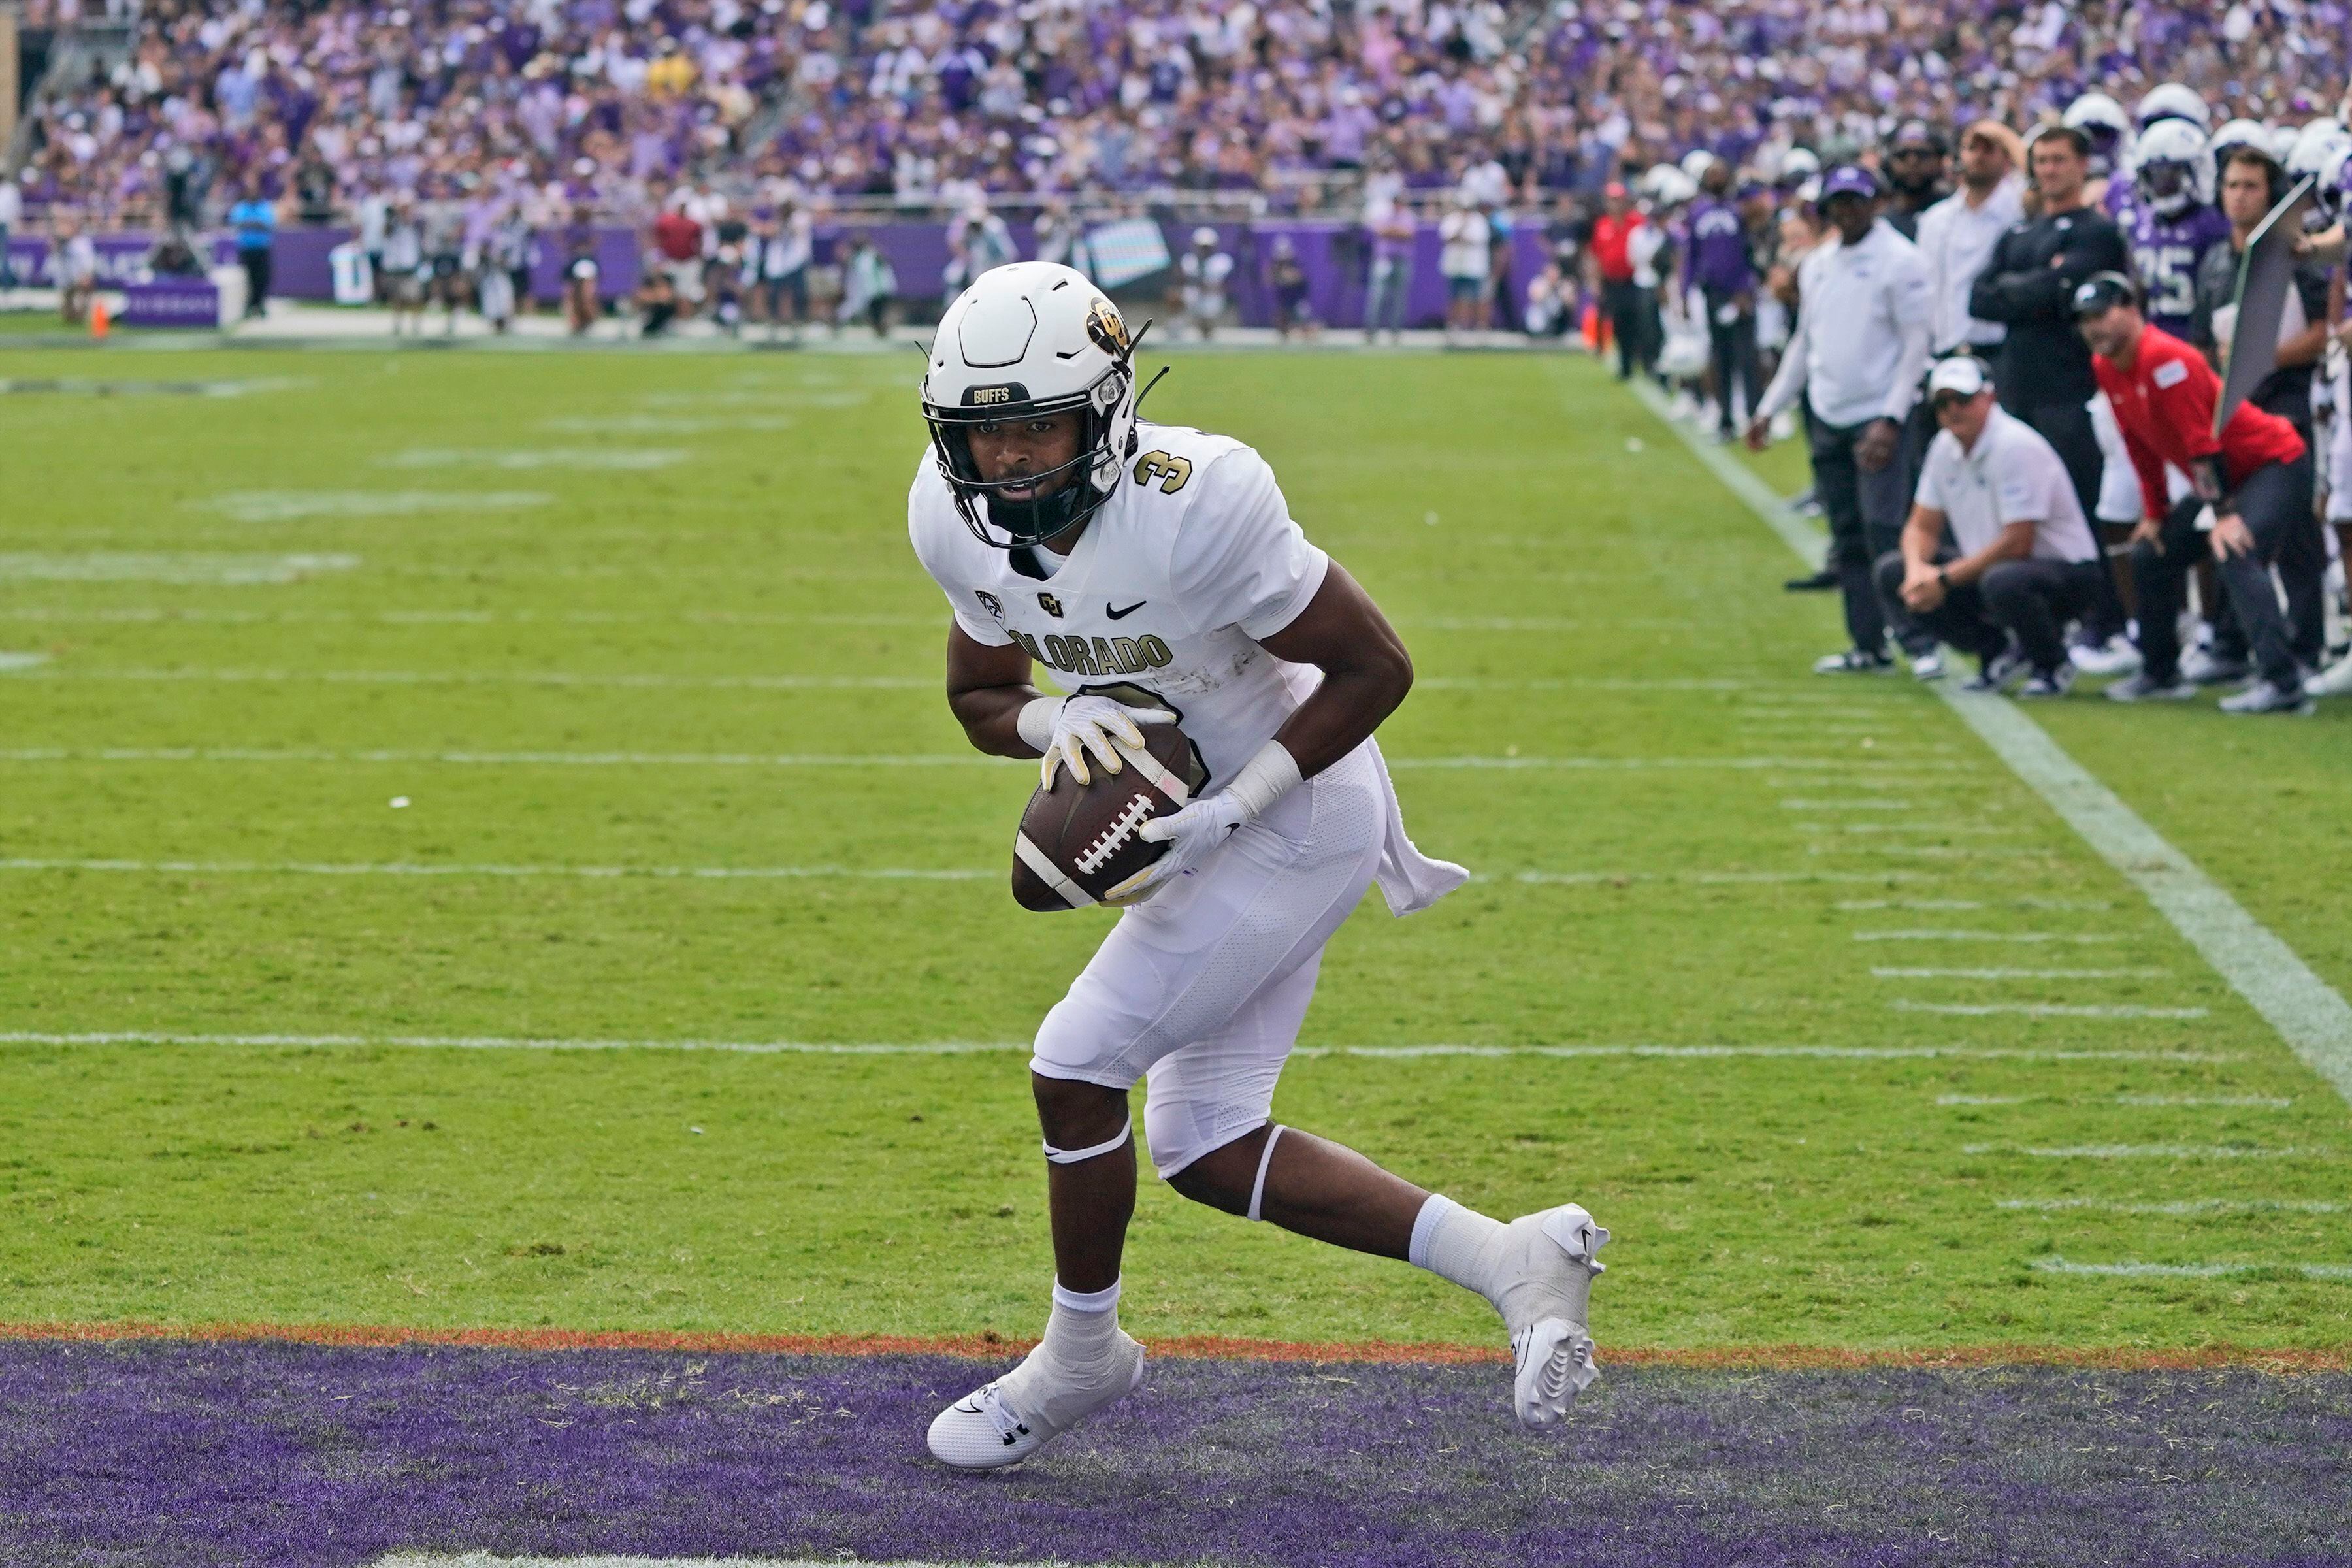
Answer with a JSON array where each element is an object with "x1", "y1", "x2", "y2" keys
[
  {"x1": 944, "y1": 623, "x2": 1045, "y2": 759},
  {"x1": 1258, "y1": 561, "x2": 1413, "y2": 780}
]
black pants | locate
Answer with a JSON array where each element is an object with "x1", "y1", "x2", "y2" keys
[
  {"x1": 240, "y1": 247, "x2": 271, "y2": 314},
  {"x1": 1808, "y1": 406, "x2": 1913, "y2": 655},
  {"x1": 1704, "y1": 292, "x2": 1761, "y2": 433},
  {"x1": 2008, "y1": 394, "x2": 2127, "y2": 641},
  {"x1": 1873, "y1": 552, "x2": 2106, "y2": 676},
  {"x1": 2130, "y1": 455, "x2": 2318, "y2": 687},
  {"x1": 1602, "y1": 280, "x2": 1643, "y2": 379}
]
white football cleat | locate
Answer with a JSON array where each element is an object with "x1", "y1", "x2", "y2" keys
[
  {"x1": 925, "y1": 1331, "x2": 1145, "y2": 1471},
  {"x1": 1492, "y1": 1203, "x2": 1609, "y2": 1429}
]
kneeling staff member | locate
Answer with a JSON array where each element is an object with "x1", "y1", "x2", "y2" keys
[
  {"x1": 1876, "y1": 356, "x2": 2106, "y2": 696},
  {"x1": 2073, "y1": 272, "x2": 2318, "y2": 713}
]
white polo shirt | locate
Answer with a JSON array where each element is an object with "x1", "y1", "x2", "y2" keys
[
  {"x1": 1914, "y1": 405, "x2": 2100, "y2": 563},
  {"x1": 1914, "y1": 175, "x2": 2025, "y2": 353}
]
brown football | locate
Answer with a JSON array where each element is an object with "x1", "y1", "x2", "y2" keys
[{"x1": 1011, "y1": 717, "x2": 1209, "y2": 911}]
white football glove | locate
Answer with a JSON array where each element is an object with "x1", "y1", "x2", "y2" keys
[
  {"x1": 1021, "y1": 695, "x2": 1177, "y2": 789},
  {"x1": 1105, "y1": 741, "x2": 1303, "y2": 906}
]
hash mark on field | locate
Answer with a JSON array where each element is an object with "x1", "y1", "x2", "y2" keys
[
  {"x1": 1782, "y1": 798, "x2": 1912, "y2": 810},
  {"x1": 2031, "y1": 1257, "x2": 2352, "y2": 1280},
  {"x1": 1938, "y1": 1095, "x2": 2027, "y2": 1105},
  {"x1": 1964, "y1": 1144, "x2": 2332, "y2": 1159},
  {"x1": 1854, "y1": 930, "x2": 2125, "y2": 943},
  {"x1": 1892, "y1": 1000, "x2": 2208, "y2": 1020},
  {"x1": 1874, "y1": 967, "x2": 2170, "y2": 980},
  {"x1": 1994, "y1": 1213, "x2": 2342, "y2": 1222},
  {"x1": 0, "y1": 1032, "x2": 2242, "y2": 1064},
  {"x1": 0, "y1": 652, "x2": 50, "y2": 672}
]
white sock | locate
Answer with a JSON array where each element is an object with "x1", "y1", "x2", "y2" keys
[
  {"x1": 1409, "y1": 1194, "x2": 1508, "y2": 1307},
  {"x1": 999, "y1": 1277, "x2": 1135, "y2": 1425}
]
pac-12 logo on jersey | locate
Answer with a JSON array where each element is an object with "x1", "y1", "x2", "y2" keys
[
  {"x1": 974, "y1": 589, "x2": 1005, "y2": 624},
  {"x1": 1037, "y1": 591, "x2": 1066, "y2": 617}
]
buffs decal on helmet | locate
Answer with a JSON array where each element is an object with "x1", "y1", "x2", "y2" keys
[{"x1": 1086, "y1": 297, "x2": 1130, "y2": 357}]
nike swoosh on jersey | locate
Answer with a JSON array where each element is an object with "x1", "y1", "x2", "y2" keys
[{"x1": 1106, "y1": 600, "x2": 1147, "y2": 619}]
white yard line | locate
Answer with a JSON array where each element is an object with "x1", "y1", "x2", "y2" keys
[
  {"x1": 1965, "y1": 1143, "x2": 2331, "y2": 1158},
  {"x1": 2031, "y1": 1257, "x2": 2352, "y2": 1280},
  {"x1": 1994, "y1": 1213, "x2": 2342, "y2": 1222},
  {"x1": 1874, "y1": 967, "x2": 2170, "y2": 980},
  {"x1": 1854, "y1": 930, "x2": 2125, "y2": 943},
  {"x1": 0, "y1": 652, "x2": 50, "y2": 671},
  {"x1": 0, "y1": 552, "x2": 361, "y2": 584},
  {"x1": 1634, "y1": 378, "x2": 2352, "y2": 1110},
  {"x1": 0, "y1": 744, "x2": 1948, "y2": 775},
  {"x1": 1892, "y1": 1000, "x2": 2208, "y2": 1019},
  {"x1": 1941, "y1": 1094, "x2": 2289, "y2": 1108},
  {"x1": 0, "y1": 1032, "x2": 2238, "y2": 1064},
  {"x1": 0, "y1": 858, "x2": 997, "y2": 882},
  {"x1": 1838, "y1": 898, "x2": 2115, "y2": 911},
  {"x1": 199, "y1": 491, "x2": 553, "y2": 522}
]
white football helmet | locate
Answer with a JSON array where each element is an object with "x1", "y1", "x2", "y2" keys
[
  {"x1": 1775, "y1": 146, "x2": 1821, "y2": 188},
  {"x1": 2135, "y1": 84, "x2": 2211, "y2": 134},
  {"x1": 920, "y1": 261, "x2": 1145, "y2": 549},
  {"x1": 2317, "y1": 144, "x2": 2352, "y2": 227},
  {"x1": 2287, "y1": 120, "x2": 2351, "y2": 181},
  {"x1": 2132, "y1": 120, "x2": 2212, "y2": 215},
  {"x1": 2063, "y1": 92, "x2": 2131, "y2": 171},
  {"x1": 1680, "y1": 148, "x2": 1720, "y2": 184},
  {"x1": 2209, "y1": 118, "x2": 2270, "y2": 167}
]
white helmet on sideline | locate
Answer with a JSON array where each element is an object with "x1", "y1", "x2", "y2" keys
[
  {"x1": 2209, "y1": 118, "x2": 2270, "y2": 167},
  {"x1": 2063, "y1": 92, "x2": 2131, "y2": 172},
  {"x1": 2132, "y1": 120, "x2": 2212, "y2": 215},
  {"x1": 2135, "y1": 83, "x2": 2211, "y2": 134},
  {"x1": 919, "y1": 261, "x2": 1145, "y2": 549},
  {"x1": 2287, "y1": 120, "x2": 2351, "y2": 181}
]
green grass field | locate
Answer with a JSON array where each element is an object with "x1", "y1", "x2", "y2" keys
[{"x1": 2, "y1": 340, "x2": 2347, "y2": 1356}]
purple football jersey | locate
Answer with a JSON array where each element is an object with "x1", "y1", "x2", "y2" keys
[{"x1": 2129, "y1": 203, "x2": 2232, "y2": 335}]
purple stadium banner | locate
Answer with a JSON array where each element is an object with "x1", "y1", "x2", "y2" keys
[
  {"x1": 12, "y1": 221, "x2": 1552, "y2": 331},
  {"x1": 118, "y1": 280, "x2": 222, "y2": 328}
]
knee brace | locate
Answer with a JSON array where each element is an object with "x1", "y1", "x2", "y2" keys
[{"x1": 1043, "y1": 1118, "x2": 1132, "y2": 1164}]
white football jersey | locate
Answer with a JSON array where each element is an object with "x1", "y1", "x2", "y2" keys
[{"x1": 908, "y1": 419, "x2": 1326, "y2": 787}]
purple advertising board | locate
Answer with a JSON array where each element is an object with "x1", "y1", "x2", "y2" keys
[
  {"x1": 118, "y1": 280, "x2": 222, "y2": 328},
  {"x1": 11, "y1": 218, "x2": 1555, "y2": 331}
]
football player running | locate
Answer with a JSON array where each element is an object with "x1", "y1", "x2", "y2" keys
[{"x1": 906, "y1": 261, "x2": 1609, "y2": 1470}]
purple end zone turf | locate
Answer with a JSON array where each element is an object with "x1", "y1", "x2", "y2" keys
[{"x1": 1, "y1": 1341, "x2": 2347, "y2": 1567}]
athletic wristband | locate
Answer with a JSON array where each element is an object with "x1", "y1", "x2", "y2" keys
[
  {"x1": 1224, "y1": 740, "x2": 1303, "y2": 822},
  {"x1": 1015, "y1": 696, "x2": 1060, "y2": 755}
]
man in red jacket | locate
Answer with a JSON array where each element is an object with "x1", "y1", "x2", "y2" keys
[{"x1": 2074, "y1": 272, "x2": 2320, "y2": 714}]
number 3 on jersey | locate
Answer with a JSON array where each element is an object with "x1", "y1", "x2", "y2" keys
[{"x1": 1134, "y1": 450, "x2": 1192, "y2": 493}]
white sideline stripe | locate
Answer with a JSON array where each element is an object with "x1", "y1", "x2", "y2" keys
[
  {"x1": 0, "y1": 745, "x2": 1948, "y2": 776},
  {"x1": 1964, "y1": 1143, "x2": 2333, "y2": 1159},
  {"x1": 1994, "y1": 1213, "x2": 2342, "y2": 1222},
  {"x1": 2031, "y1": 1257, "x2": 2352, "y2": 1281},
  {"x1": 1634, "y1": 376, "x2": 2352, "y2": 1111},
  {"x1": 0, "y1": 1032, "x2": 2238, "y2": 1064},
  {"x1": 0, "y1": 652, "x2": 50, "y2": 671},
  {"x1": 1893, "y1": 1000, "x2": 2210, "y2": 1020},
  {"x1": 1782, "y1": 798, "x2": 1912, "y2": 809},
  {"x1": 1876, "y1": 967, "x2": 2170, "y2": 980},
  {"x1": 1854, "y1": 930, "x2": 2125, "y2": 943}
]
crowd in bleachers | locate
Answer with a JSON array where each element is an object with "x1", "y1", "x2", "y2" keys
[{"x1": 12, "y1": 1, "x2": 2351, "y2": 229}]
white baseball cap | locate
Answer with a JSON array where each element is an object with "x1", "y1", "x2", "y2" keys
[{"x1": 1927, "y1": 357, "x2": 1991, "y2": 400}]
